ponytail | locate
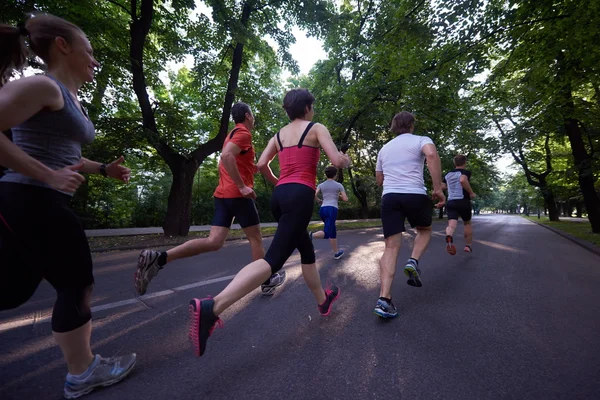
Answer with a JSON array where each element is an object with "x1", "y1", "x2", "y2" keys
[
  {"x1": 0, "y1": 14, "x2": 83, "y2": 87},
  {"x1": 0, "y1": 24, "x2": 27, "y2": 87}
]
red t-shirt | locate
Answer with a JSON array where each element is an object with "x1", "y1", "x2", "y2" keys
[{"x1": 214, "y1": 124, "x2": 256, "y2": 198}]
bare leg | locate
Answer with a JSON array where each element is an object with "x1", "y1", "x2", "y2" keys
[
  {"x1": 212, "y1": 259, "x2": 272, "y2": 316},
  {"x1": 165, "y1": 226, "x2": 229, "y2": 264},
  {"x1": 312, "y1": 231, "x2": 325, "y2": 239},
  {"x1": 328, "y1": 238, "x2": 338, "y2": 254},
  {"x1": 301, "y1": 262, "x2": 327, "y2": 304},
  {"x1": 379, "y1": 233, "x2": 402, "y2": 299},
  {"x1": 464, "y1": 221, "x2": 472, "y2": 245},
  {"x1": 446, "y1": 220, "x2": 458, "y2": 237},
  {"x1": 242, "y1": 224, "x2": 265, "y2": 261},
  {"x1": 411, "y1": 226, "x2": 432, "y2": 260}
]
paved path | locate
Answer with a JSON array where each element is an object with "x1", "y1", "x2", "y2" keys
[
  {"x1": 1, "y1": 215, "x2": 600, "y2": 400},
  {"x1": 85, "y1": 219, "x2": 380, "y2": 237}
]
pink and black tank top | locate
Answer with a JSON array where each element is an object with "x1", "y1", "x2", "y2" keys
[{"x1": 276, "y1": 122, "x2": 320, "y2": 190}]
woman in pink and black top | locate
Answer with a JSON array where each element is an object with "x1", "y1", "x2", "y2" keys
[{"x1": 188, "y1": 88, "x2": 351, "y2": 357}]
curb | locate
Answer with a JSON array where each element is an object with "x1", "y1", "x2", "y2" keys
[
  {"x1": 524, "y1": 218, "x2": 600, "y2": 257},
  {"x1": 90, "y1": 225, "x2": 384, "y2": 254}
]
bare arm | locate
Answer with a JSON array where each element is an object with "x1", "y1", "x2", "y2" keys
[
  {"x1": 221, "y1": 141, "x2": 255, "y2": 198},
  {"x1": 422, "y1": 143, "x2": 445, "y2": 207},
  {"x1": 376, "y1": 171, "x2": 384, "y2": 187},
  {"x1": 257, "y1": 137, "x2": 279, "y2": 186},
  {"x1": 315, "y1": 124, "x2": 351, "y2": 168},
  {"x1": 80, "y1": 156, "x2": 131, "y2": 183},
  {"x1": 315, "y1": 186, "x2": 322, "y2": 203},
  {"x1": 460, "y1": 175, "x2": 476, "y2": 198},
  {"x1": 340, "y1": 189, "x2": 349, "y2": 202},
  {"x1": 0, "y1": 76, "x2": 86, "y2": 193}
]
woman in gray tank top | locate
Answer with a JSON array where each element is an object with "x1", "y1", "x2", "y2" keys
[{"x1": 0, "y1": 14, "x2": 135, "y2": 399}]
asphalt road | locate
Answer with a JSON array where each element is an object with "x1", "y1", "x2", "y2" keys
[{"x1": 1, "y1": 214, "x2": 599, "y2": 400}]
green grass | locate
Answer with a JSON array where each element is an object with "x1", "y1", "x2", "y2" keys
[
  {"x1": 522, "y1": 216, "x2": 600, "y2": 247},
  {"x1": 88, "y1": 220, "x2": 384, "y2": 252}
]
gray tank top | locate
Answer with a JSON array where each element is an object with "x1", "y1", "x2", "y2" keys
[{"x1": 1, "y1": 75, "x2": 95, "y2": 195}]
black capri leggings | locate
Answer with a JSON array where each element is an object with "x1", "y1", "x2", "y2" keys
[
  {"x1": 0, "y1": 182, "x2": 94, "y2": 333},
  {"x1": 264, "y1": 183, "x2": 316, "y2": 273}
]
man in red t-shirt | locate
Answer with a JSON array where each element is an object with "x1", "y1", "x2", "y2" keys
[{"x1": 134, "y1": 103, "x2": 286, "y2": 296}]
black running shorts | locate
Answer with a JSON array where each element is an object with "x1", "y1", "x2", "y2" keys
[
  {"x1": 446, "y1": 199, "x2": 472, "y2": 222},
  {"x1": 381, "y1": 193, "x2": 433, "y2": 238},
  {"x1": 0, "y1": 182, "x2": 94, "y2": 311},
  {"x1": 212, "y1": 197, "x2": 260, "y2": 229}
]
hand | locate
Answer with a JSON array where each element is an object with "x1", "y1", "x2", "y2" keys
[
  {"x1": 106, "y1": 156, "x2": 131, "y2": 183},
  {"x1": 470, "y1": 192, "x2": 477, "y2": 199},
  {"x1": 342, "y1": 154, "x2": 351, "y2": 168},
  {"x1": 432, "y1": 187, "x2": 446, "y2": 208},
  {"x1": 46, "y1": 161, "x2": 86, "y2": 193},
  {"x1": 239, "y1": 185, "x2": 257, "y2": 199}
]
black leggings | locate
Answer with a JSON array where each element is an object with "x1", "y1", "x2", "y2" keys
[
  {"x1": 0, "y1": 183, "x2": 94, "y2": 333},
  {"x1": 264, "y1": 183, "x2": 316, "y2": 273}
]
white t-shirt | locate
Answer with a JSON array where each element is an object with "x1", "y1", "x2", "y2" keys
[{"x1": 376, "y1": 133, "x2": 434, "y2": 196}]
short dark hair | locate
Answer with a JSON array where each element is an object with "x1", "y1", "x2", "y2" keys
[
  {"x1": 325, "y1": 166, "x2": 337, "y2": 179},
  {"x1": 390, "y1": 111, "x2": 415, "y2": 134},
  {"x1": 282, "y1": 88, "x2": 315, "y2": 120},
  {"x1": 454, "y1": 154, "x2": 467, "y2": 167},
  {"x1": 231, "y1": 102, "x2": 252, "y2": 123}
]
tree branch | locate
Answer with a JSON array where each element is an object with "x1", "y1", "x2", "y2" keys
[{"x1": 106, "y1": 0, "x2": 132, "y2": 17}]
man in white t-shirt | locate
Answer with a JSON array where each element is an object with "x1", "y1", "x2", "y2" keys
[
  {"x1": 373, "y1": 111, "x2": 445, "y2": 319},
  {"x1": 310, "y1": 166, "x2": 348, "y2": 259}
]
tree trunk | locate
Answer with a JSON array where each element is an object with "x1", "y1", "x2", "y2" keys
[
  {"x1": 541, "y1": 186, "x2": 560, "y2": 221},
  {"x1": 559, "y1": 53, "x2": 600, "y2": 232},
  {"x1": 576, "y1": 200, "x2": 583, "y2": 218},
  {"x1": 438, "y1": 206, "x2": 444, "y2": 219},
  {"x1": 163, "y1": 160, "x2": 199, "y2": 236}
]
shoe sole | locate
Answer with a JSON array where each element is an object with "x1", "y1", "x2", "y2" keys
[
  {"x1": 319, "y1": 288, "x2": 341, "y2": 316},
  {"x1": 261, "y1": 270, "x2": 286, "y2": 296},
  {"x1": 373, "y1": 308, "x2": 398, "y2": 319},
  {"x1": 188, "y1": 298, "x2": 202, "y2": 357},
  {"x1": 334, "y1": 253, "x2": 344, "y2": 260},
  {"x1": 446, "y1": 244, "x2": 456, "y2": 255},
  {"x1": 63, "y1": 358, "x2": 136, "y2": 399},
  {"x1": 464, "y1": 247, "x2": 472, "y2": 253},
  {"x1": 404, "y1": 266, "x2": 422, "y2": 287}
]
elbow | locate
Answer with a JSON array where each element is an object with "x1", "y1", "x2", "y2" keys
[{"x1": 257, "y1": 161, "x2": 268, "y2": 174}]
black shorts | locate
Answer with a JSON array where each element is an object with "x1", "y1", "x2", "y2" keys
[
  {"x1": 446, "y1": 199, "x2": 472, "y2": 221},
  {"x1": 381, "y1": 193, "x2": 433, "y2": 238},
  {"x1": 212, "y1": 197, "x2": 260, "y2": 229},
  {"x1": 0, "y1": 182, "x2": 94, "y2": 310}
]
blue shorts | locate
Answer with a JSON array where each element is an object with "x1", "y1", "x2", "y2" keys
[{"x1": 319, "y1": 206, "x2": 338, "y2": 239}]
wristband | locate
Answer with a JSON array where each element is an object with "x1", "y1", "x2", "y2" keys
[{"x1": 99, "y1": 163, "x2": 107, "y2": 177}]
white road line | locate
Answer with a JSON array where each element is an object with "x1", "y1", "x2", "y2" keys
[{"x1": 0, "y1": 275, "x2": 236, "y2": 333}]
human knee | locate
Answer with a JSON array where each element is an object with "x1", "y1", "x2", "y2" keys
[
  {"x1": 52, "y1": 285, "x2": 93, "y2": 333},
  {"x1": 205, "y1": 236, "x2": 226, "y2": 252}
]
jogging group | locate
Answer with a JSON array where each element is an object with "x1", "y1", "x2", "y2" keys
[{"x1": 0, "y1": 14, "x2": 477, "y2": 399}]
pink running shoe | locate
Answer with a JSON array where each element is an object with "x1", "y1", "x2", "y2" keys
[
  {"x1": 318, "y1": 286, "x2": 340, "y2": 316},
  {"x1": 188, "y1": 297, "x2": 223, "y2": 357}
]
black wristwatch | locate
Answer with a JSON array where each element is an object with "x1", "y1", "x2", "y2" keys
[{"x1": 99, "y1": 163, "x2": 108, "y2": 177}]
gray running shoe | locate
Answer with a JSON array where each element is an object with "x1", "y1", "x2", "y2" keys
[
  {"x1": 261, "y1": 270, "x2": 286, "y2": 296},
  {"x1": 404, "y1": 260, "x2": 422, "y2": 287},
  {"x1": 63, "y1": 353, "x2": 136, "y2": 399},
  {"x1": 373, "y1": 298, "x2": 398, "y2": 318},
  {"x1": 134, "y1": 250, "x2": 162, "y2": 295}
]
